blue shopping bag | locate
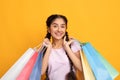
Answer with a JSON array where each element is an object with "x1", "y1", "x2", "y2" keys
[
  {"x1": 82, "y1": 42, "x2": 113, "y2": 80},
  {"x1": 29, "y1": 46, "x2": 46, "y2": 80},
  {"x1": 85, "y1": 42, "x2": 119, "y2": 79}
]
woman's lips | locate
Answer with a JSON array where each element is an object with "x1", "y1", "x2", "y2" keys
[{"x1": 55, "y1": 33, "x2": 63, "y2": 36}]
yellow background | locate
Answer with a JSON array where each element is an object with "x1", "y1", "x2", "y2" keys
[{"x1": 0, "y1": 0, "x2": 120, "y2": 79}]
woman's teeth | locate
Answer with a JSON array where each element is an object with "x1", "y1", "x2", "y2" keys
[{"x1": 55, "y1": 33, "x2": 62, "y2": 36}]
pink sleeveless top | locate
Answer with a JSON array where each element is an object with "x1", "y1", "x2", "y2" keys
[{"x1": 48, "y1": 40, "x2": 81, "y2": 80}]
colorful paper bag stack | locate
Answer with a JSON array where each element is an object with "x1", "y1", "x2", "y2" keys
[
  {"x1": 80, "y1": 42, "x2": 119, "y2": 80},
  {"x1": 1, "y1": 41, "x2": 119, "y2": 80}
]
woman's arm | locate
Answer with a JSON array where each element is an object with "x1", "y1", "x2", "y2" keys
[
  {"x1": 64, "y1": 45, "x2": 82, "y2": 72},
  {"x1": 63, "y1": 37, "x2": 82, "y2": 71},
  {"x1": 41, "y1": 47, "x2": 51, "y2": 75},
  {"x1": 41, "y1": 39, "x2": 52, "y2": 75}
]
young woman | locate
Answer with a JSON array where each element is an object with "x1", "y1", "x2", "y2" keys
[{"x1": 41, "y1": 14, "x2": 83, "y2": 80}]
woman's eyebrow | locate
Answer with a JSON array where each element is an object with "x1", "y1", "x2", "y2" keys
[
  {"x1": 52, "y1": 23, "x2": 66, "y2": 25},
  {"x1": 61, "y1": 24, "x2": 66, "y2": 25},
  {"x1": 51, "y1": 23, "x2": 58, "y2": 25}
]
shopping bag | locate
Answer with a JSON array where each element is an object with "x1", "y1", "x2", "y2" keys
[
  {"x1": 82, "y1": 42, "x2": 112, "y2": 80},
  {"x1": 1, "y1": 48, "x2": 35, "y2": 80},
  {"x1": 29, "y1": 47, "x2": 46, "y2": 80},
  {"x1": 16, "y1": 51, "x2": 38, "y2": 80},
  {"x1": 76, "y1": 69, "x2": 84, "y2": 80},
  {"x1": 80, "y1": 50, "x2": 95, "y2": 80},
  {"x1": 85, "y1": 42, "x2": 119, "y2": 79},
  {"x1": 16, "y1": 43, "x2": 43, "y2": 80}
]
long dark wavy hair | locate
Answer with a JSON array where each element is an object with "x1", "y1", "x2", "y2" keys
[{"x1": 43, "y1": 14, "x2": 77, "y2": 80}]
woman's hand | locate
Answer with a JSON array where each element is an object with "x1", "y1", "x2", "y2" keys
[
  {"x1": 43, "y1": 38, "x2": 52, "y2": 48},
  {"x1": 63, "y1": 36, "x2": 74, "y2": 49}
]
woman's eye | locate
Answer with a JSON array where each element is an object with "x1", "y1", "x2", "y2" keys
[
  {"x1": 53, "y1": 25, "x2": 57, "y2": 27},
  {"x1": 61, "y1": 26, "x2": 65, "y2": 28}
]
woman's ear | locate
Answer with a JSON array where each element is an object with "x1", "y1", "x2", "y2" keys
[{"x1": 47, "y1": 28, "x2": 50, "y2": 33}]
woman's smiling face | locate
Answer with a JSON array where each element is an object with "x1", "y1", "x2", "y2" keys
[{"x1": 48, "y1": 18, "x2": 67, "y2": 40}]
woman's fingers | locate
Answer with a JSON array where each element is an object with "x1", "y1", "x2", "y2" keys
[
  {"x1": 63, "y1": 36, "x2": 74, "y2": 46},
  {"x1": 63, "y1": 36, "x2": 66, "y2": 42},
  {"x1": 68, "y1": 39, "x2": 74, "y2": 45},
  {"x1": 43, "y1": 38, "x2": 51, "y2": 47}
]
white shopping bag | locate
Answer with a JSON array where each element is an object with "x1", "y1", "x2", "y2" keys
[{"x1": 1, "y1": 48, "x2": 35, "y2": 80}]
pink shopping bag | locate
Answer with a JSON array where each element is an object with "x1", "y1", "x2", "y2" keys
[
  {"x1": 16, "y1": 51, "x2": 38, "y2": 80},
  {"x1": 1, "y1": 48, "x2": 35, "y2": 80}
]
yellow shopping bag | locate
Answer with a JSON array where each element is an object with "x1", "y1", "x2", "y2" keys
[{"x1": 80, "y1": 50, "x2": 96, "y2": 80}]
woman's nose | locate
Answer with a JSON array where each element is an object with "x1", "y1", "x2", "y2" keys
[{"x1": 57, "y1": 27, "x2": 61, "y2": 31}]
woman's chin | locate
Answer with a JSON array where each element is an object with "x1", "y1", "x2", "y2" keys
[{"x1": 54, "y1": 36, "x2": 63, "y2": 40}]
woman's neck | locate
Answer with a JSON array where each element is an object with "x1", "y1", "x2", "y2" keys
[{"x1": 52, "y1": 38, "x2": 63, "y2": 49}]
